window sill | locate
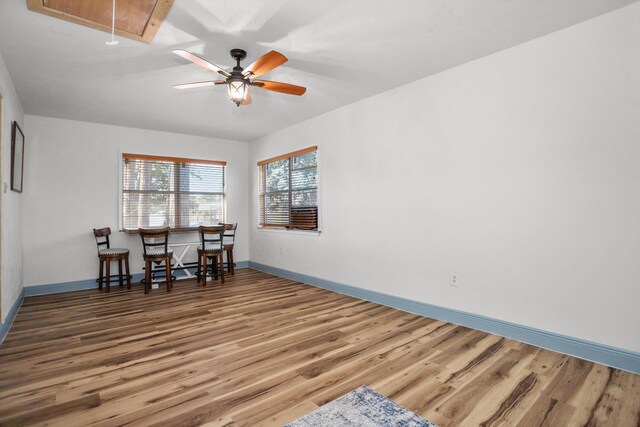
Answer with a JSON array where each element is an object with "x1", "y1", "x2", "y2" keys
[
  {"x1": 256, "y1": 227, "x2": 321, "y2": 236},
  {"x1": 120, "y1": 227, "x2": 200, "y2": 235}
]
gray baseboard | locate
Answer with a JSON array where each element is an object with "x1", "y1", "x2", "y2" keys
[
  {"x1": 0, "y1": 288, "x2": 25, "y2": 345},
  {"x1": 5, "y1": 260, "x2": 637, "y2": 374},
  {"x1": 22, "y1": 261, "x2": 250, "y2": 297},
  {"x1": 249, "y1": 261, "x2": 640, "y2": 374}
]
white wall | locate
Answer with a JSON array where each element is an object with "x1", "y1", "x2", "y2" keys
[
  {"x1": 0, "y1": 52, "x2": 24, "y2": 322},
  {"x1": 23, "y1": 115, "x2": 249, "y2": 287},
  {"x1": 249, "y1": 4, "x2": 640, "y2": 352}
]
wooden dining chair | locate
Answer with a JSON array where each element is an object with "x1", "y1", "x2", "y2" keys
[
  {"x1": 219, "y1": 222, "x2": 238, "y2": 275},
  {"x1": 93, "y1": 227, "x2": 131, "y2": 293},
  {"x1": 138, "y1": 227, "x2": 173, "y2": 294},
  {"x1": 197, "y1": 225, "x2": 225, "y2": 286}
]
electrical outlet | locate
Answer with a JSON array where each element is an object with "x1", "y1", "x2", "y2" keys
[{"x1": 450, "y1": 271, "x2": 459, "y2": 287}]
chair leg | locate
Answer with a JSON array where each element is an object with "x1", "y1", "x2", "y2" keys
[
  {"x1": 197, "y1": 251, "x2": 202, "y2": 283},
  {"x1": 228, "y1": 249, "x2": 234, "y2": 275},
  {"x1": 213, "y1": 256, "x2": 218, "y2": 281},
  {"x1": 165, "y1": 257, "x2": 172, "y2": 292},
  {"x1": 118, "y1": 259, "x2": 124, "y2": 286},
  {"x1": 169, "y1": 258, "x2": 173, "y2": 289},
  {"x1": 203, "y1": 255, "x2": 208, "y2": 287},
  {"x1": 125, "y1": 256, "x2": 131, "y2": 289},
  {"x1": 144, "y1": 259, "x2": 151, "y2": 294},
  {"x1": 105, "y1": 259, "x2": 111, "y2": 293},
  {"x1": 98, "y1": 257, "x2": 104, "y2": 291},
  {"x1": 219, "y1": 254, "x2": 225, "y2": 284}
]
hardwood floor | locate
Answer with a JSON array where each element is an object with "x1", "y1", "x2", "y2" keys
[{"x1": 0, "y1": 269, "x2": 638, "y2": 426}]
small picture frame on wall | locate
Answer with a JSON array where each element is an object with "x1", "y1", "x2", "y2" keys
[{"x1": 11, "y1": 121, "x2": 24, "y2": 193}]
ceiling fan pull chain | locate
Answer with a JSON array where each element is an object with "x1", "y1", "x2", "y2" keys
[{"x1": 106, "y1": 0, "x2": 119, "y2": 46}]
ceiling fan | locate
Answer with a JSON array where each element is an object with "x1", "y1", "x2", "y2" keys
[{"x1": 172, "y1": 48, "x2": 306, "y2": 106}]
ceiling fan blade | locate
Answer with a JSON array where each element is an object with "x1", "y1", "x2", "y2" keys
[
  {"x1": 241, "y1": 91, "x2": 252, "y2": 106},
  {"x1": 172, "y1": 49, "x2": 231, "y2": 77},
  {"x1": 252, "y1": 80, "x2": 306, "y2": 96},
  {"x1": 243, "y1": 51, "x2": 287, "y2": 77},
  {"x1": 173, "y1": 80, "x2": 226, "y2": 90}
]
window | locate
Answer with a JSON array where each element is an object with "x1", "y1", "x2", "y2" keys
[
  {"x1": 258, "y1": 146, "x2": 318, "y2": 230},
  {"x1": 121, "y1": 154, "x2": 226, "y2": 231}
]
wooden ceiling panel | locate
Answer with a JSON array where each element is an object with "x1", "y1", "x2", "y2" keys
[
  {"x1": 43, "y1": 0, "x2": 157, "y2": 36},
  {"x1": 27, "y1": 0, "x2": 174, "y2": 43}
]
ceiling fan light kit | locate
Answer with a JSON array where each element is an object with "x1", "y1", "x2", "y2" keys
[
  {"x1": 228, "y1": 80, "x2": 248, "y2": 105},
  {"x1": 173, "y1": 48, "x2": 306, "y2": 107}
]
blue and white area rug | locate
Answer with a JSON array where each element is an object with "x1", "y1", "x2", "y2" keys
[{"x1": 284, "y1": 385, "x2": 438, "y2": 427}]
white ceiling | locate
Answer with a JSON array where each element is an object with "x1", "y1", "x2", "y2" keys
[{"x1": 0, "y1": 0, "x2": 636, "y2": 142}]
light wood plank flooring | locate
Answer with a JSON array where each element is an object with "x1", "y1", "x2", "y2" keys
[{"x1": 0, "y1": 269, "x2": 638, "y2": 426}]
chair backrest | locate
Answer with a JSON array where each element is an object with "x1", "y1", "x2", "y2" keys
[
  {"x1": 199, "y1": 225, "x2": 225, "y2": 252},
  {"x1": 218, "y1": 223, "x2": 238, "y2": 246},
  {"x1": 138, "y1": 227, "x2": 170, "y2": 256},
  {"x1": 93, "y1": 227, "x2": 111, "y2": 253}
]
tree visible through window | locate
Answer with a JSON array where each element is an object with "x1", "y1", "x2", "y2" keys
[
  {"x1": 258, "y1": 147, "x2": 318, "y2": 230},
  {"x1": 121, "y1": 154, "x2": 226, "y2": 231}
]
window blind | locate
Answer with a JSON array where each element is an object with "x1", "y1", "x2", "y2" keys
[
  {"x1": 122, "y1": 154, "x2": 226, "y2": 231},
  {"x1": 258, "y1": 147, "x2": 318, "y2": 230}
]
